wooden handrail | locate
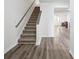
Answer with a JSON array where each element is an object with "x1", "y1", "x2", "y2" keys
[{"x1": 16, "y1": 0, "x2": 35, "y2": 28}]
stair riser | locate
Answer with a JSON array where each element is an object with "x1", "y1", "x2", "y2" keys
[
  {"x1": 31, "y1": 13, "x2": 39, "y2": 16},
  {"x1": 32, "y1": 11, "x2": 39, "y2": 13},
  {"x1": 31, "y1": 15, "x2": 39, "y2": 16},
  {"x1": 32, "y1": 11, "x2": 40, "y2": 14},
  {"x1": 23, "y1": 31, "x2": 36, "y2": 34},
  {"x1": 24, "y1": 28, "x2": 36, "y2": 30},
  {"x1": 25, "y1": 27, "x2": 36, "y2": 30},
  {"x1": 29, "y1": 18, "x2": 37, "y2": 19}
]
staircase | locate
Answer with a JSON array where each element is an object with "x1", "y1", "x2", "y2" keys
[{"x1": 18, "y1": 7, "x2": 40, "y2": 45}]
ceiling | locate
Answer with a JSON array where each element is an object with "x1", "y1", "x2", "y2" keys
[
  {"x1": 39, "y1": 0, "x2": 70, "y2": 4},
  {"x1": 54, "y1": 8, "x2": 70, "y2": 12}
]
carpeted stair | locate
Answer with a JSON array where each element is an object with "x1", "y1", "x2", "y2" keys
[{"x1": 18, "y1": 7, "x2": 40, "y2": 45}]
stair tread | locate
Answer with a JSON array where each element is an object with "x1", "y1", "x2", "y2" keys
[
  {"x1": 18, "y1": 41, "x2": 35, "y2": 44},
  {"x1": 26, "y1": 26, "x2": 36, "y2": 27},
  {"x1": 29, "y1": 19, "x2": 37, "y2": 21},
  {"x1": 22, "y1": 33, "x2": 35, "y2": 35},
  {"x1": 30, "y1": 17, "x2": 37, "y2": 19},
  {"x1": 19, "y1": 38, "x2": 36, "y2": 42},
  {"x1": 21, "y1": 33, "x2": 36, "y2": 37},
  {"x1": 28, "y1": 22, "x2": 36, "y2": 24},
  {"x1": 25, "y1": 26, "x2": 36, "y2": 28},
  {"x1": 23, "y1": 30, "x2": 36, "y2": 33},
  {"x1": 25, "y1": 27, "x2": 36, "y2": 29},
  {"x1": 26, "y1": 25, "x2": 35, "y2": 26},
  {"x1": 28, "y1": 21, "x2": 36, "y2": 23},
  {"x1": 21, "y1": 36, "x2": 36, "y2": 39},
  {"x1": 24, "y1": 29, "x2": 36, "y2": 31},
  {"x1": 30, "y1": 16, "x2": 38, "y2": 18},
  {"x1": 28, "y1": 23, "x2": 36, "y2": 24},
  {"x1": 29, "y1": 20, "x2": 36, "y2": 21},
  {"x1": 23, "y1": 31, "x2": 36, "y2": 34},
  {"x1": 25, "y1": 26, "x2": 36, "y2": 29}
]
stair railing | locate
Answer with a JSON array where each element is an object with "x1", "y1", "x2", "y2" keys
[{"x1": 16, "y1": 0, "x2": 36, "y2": 28}]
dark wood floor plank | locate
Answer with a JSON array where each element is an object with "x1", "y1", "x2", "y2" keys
[
  {"x1": 10, "y1": 45, "x2": 26, "y2": 59},
  {"x1": 32, "y1": 46, "x2": 41, "y2": 59},
  {"x1": 19, "y1": 45, "x2": 33, "y2": 59},
  {"x1": 39, "y1": 38, "x2": 47, "y2": 59},
  {"x1": 26, "y1": 45, "x2": 37, "y2": 59},
  {"x1": 4, "y1": 44, "x2": 22, "y2": 59},
  {"x1": 10, "y1": 45, "x2": 33, "y2": 59},
  {"x1": 21, "y1": 45, "x2": 33, "y2": 59},
  {"x1": 5, "y1": 37, "x2": 73, "y2": 59}
]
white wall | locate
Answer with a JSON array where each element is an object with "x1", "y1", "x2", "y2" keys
[
  {"x1": 54, "y1": 11, "x2": 70, "y2": 25},
  {"x1": 36, "y1": 3, "x2": 69, "y2": 45},
  {"x1": 69, "y1": 0, "x2": 74, "y2": 57},
  {"x1": 35, "y1": 0, "x2": 40, "y2": 6},
  {"x1": 40, "y1": 3, "x2": 54, "y2": 37},
  {"x1": 36, "y1": 3, "x2": 54, "y2": 45},
  {"x1": 4, "y1": 0, "x2": 36, "y2": 53}
]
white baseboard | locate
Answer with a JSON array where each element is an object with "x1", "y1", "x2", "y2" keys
[
  {"x1": 69, "y1": 50, "x2": 74, "y2": 58},
  {"x1": 4, "y1": 43, "x2": 18, "y2": 54}
]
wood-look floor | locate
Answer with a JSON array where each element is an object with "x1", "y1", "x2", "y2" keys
[
  {"x1": 55, "y1": 26, "x2": 70, "y2": 49},
  {"x1": 5, "y1": 37, "x2": 73, "y2": 59}
]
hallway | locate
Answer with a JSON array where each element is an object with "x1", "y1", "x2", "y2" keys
[
  {"x1": 5, "y1": 37, "x2": 72, "y2": 59},
  {"x1": 4, "y1": 0, "x2": 74, "y2": 58}
]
